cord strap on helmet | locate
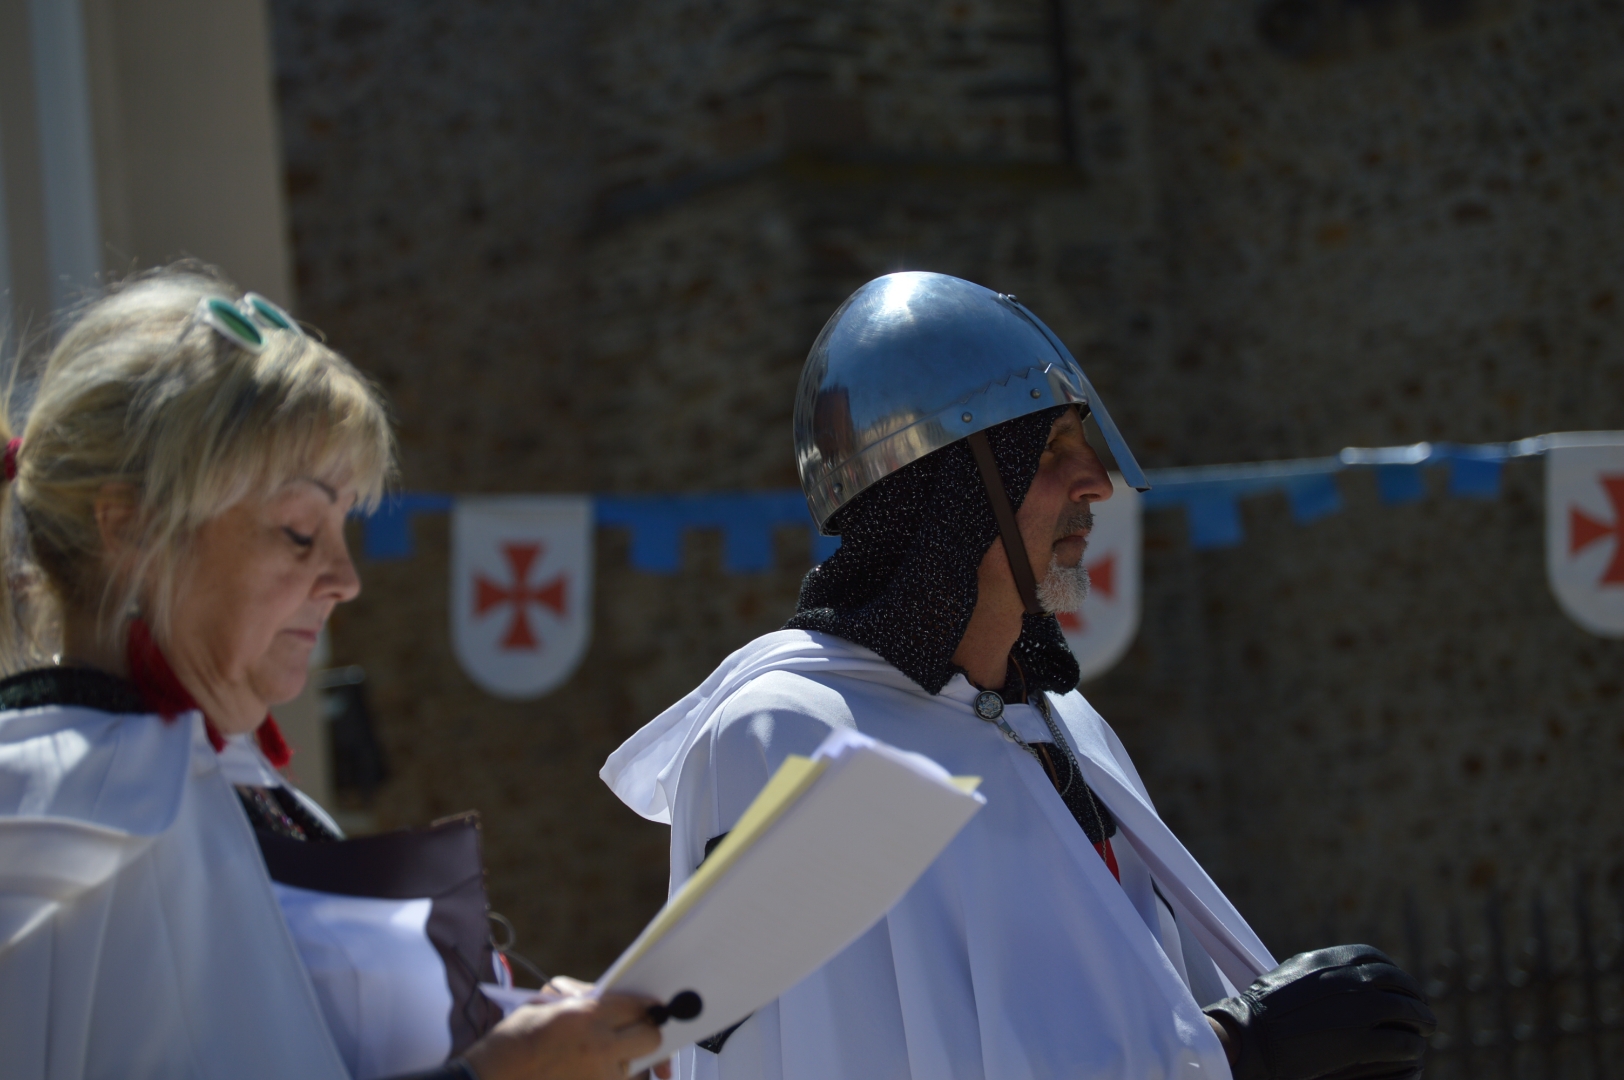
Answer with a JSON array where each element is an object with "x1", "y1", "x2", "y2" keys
[{"x1": 967, "y1": 429, "x2": 1044, "y2": 616}]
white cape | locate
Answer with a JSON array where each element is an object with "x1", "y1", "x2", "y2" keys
[
  {"x1": 603, "y1": 630, "x2": 1277, "y2": 1080},
  {"x1": 0, "y1": 703, "x2": 350, "y2": 1080}
]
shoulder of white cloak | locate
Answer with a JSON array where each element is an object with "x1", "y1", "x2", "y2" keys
[
  {"x1": 604, "y1": 629, "x2": 904, "y2": 824},
  {"x1": 0, "y1": 702, "x2": 195, "y2": 838},
  {"x1": 710, "y1": 667, "x2": 861, "y2": 761}
]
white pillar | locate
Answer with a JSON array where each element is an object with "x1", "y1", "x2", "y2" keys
[
  {"x1": 0, "y1": 114, "x2": 13, "y2": 343},
  {"x1": 28, "y1": 0, "x2": 101, "y2": 310}
]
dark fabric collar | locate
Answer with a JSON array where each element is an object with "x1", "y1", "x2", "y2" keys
[
  {"x1": 0, "y1": 666, "x2": 147, "y2": 715},
  {"x1": 785, "y1": 406, "x2": 1081, "y2": 696}
]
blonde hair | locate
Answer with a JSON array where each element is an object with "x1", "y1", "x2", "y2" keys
[{"x1": 0, "y1": 263, "x2": 395, "y2": 671}]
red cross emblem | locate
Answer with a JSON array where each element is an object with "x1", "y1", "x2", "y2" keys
[
  {"x1": 474, "y1": 543, "x2": 568, "y2": 650},
  {"x1": 1570, "y1": 475, "x2": 1624, "y2": 586},
  {"x1": 1056, "y1": 554, "x2": 1116, "y2": 633}
]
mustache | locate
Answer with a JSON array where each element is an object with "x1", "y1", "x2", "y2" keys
[{"x1": 1055, "y1": 506, "x2": 1094, "y2": 541}]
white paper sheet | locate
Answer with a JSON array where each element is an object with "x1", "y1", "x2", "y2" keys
[
  {"x1": 271, "y1": 885, "x2": 451, "y2": 1080},
  {"x1": 597, "y1": 729, "x2": 985, "y2": 1071}
]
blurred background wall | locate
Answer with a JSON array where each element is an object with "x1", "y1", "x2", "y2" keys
[{"x1": 5, "y1": 0, "x2": 1624, "y2": 1072}]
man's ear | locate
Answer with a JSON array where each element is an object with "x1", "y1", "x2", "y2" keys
[{"x1": 93, "y1": 484, "x2": 140, "y2": 563}]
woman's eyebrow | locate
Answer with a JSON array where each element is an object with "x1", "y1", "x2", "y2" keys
[{"x1": 296, "y1": 477, "x2": 340, "y2": 503}]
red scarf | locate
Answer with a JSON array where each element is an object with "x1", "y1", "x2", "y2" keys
[
  {"x1": 126, "y1": 618, "x2": 292, "y2": 768},
  {"x1": 1096, "y1": 838, "x2": 1121, "y2": 882}
]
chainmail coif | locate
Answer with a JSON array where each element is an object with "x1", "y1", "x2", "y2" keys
[{"x1": 785, "y1": 406, "x2": 1081, "y2": 696}]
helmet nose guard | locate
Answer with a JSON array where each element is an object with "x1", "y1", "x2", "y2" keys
[{"x1": 794, "y1": 271, "x2": 1149, "y2": 532}]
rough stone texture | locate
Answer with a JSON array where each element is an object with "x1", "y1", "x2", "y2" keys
[
  {"x1": 1112, "y1": 0, "x2": 1624, "y2": 961},
  {"x1": 269, "y1": 0, "x2": 1624, "y2": 993}
]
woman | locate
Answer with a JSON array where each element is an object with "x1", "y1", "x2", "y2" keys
[{"x1": 0, "y1": 267, "x2": 662, "y2": 1080}]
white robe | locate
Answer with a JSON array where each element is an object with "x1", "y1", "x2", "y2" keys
[
  {"x1": 0, "y1": 702, "x2": 351, "y2": 1080},
  {"x1": 603, "y1": 630, "x2": 1278, "y2": 1080}
]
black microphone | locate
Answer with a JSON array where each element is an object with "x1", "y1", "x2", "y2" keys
[{"x1": 647, "y1": 990, "x2": 703, "y2": 1025}]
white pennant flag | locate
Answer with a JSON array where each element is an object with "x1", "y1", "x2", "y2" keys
[
  {"x1": 1058, "y1": 473, "x2": 1142, "y2": 682},
  {"x1": 1546, "y1": 434, "x2": 1624, "y2": 638},
  {"x1": 451, "y1": 496, "x2": 594, "y2": 699}
]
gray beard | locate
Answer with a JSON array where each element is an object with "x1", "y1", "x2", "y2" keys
[
  {"x1": 1036, "y1": 505, "x2": 1095, "y2": 613},
  {"x1": 1037, "y1": 553, "x2": 1091, "y2": 613}
]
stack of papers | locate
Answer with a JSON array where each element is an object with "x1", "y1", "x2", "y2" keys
[{"x1": 597, "y1": 728, "x2": 985, "y2": 1069}]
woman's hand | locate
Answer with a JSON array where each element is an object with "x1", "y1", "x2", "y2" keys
[
  {"x1": 536, "y1": 975, "x2": 595, "y2": 1002},
  {"x1": 462, "y1": 989, "x2": 669, "y2": 1080}
]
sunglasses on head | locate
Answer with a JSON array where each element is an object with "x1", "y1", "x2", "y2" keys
[{"x1": 194, "y1": 293, "x2": 306, "y2": 353}]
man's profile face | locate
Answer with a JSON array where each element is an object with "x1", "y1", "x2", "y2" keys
[
  {"x1": 969, "y1": 406, "x2": 1116, "y2": 621},
  {"x1": 1017, "y1": 407, "x2": 1113, "y2": 578}
]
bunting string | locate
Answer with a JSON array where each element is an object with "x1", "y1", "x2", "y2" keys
[{"x1": 361, "y1": 435, "x2": 1585, "y2": 567}]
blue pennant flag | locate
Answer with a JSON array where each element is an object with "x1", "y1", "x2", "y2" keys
[
  {"x1": 363, "y1": 493, "x2": 455, "y2": 560},
  {"x1": 1374, "y1": 465, "x2": 1427, "y2": 504},
  {"x1": 1286, "y1": 474, "x2": 1343, "y2": 523},
  {"x1": 1185, "y1": 494, "x2": 1244, "y2": 550},
  {"x1": 1446, "y1": 455, "x2": 1503, "y2": 499}
]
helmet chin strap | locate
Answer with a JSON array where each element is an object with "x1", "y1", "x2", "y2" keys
[{"x1": 966, "y1": 430, "x2": 1045, "y2": 617}]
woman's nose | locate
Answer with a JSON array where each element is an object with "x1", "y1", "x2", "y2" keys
[{"x1": 322, "y1": 537, "x2": 363, "y2": 602}]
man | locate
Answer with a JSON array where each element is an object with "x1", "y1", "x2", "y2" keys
[{"x1": 603, "y1": 272, "x2": 1434, "y2": 1080}]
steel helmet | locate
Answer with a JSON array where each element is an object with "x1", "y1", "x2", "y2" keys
[{"x1": 794, "y1": 271, "x2": 1149, "y2": 532}]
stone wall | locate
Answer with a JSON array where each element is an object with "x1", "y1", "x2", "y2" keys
[
  {"x1": 269, "y1": 0, "x2": 1624, "y2": 981},
  {"x1": 1112, "y1": 0, "x2": 1624, "y2": 954}
]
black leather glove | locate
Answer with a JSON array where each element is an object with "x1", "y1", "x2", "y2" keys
[{"x1": 1203, "y1": 944, "x2": 1437, "y2": 1080}]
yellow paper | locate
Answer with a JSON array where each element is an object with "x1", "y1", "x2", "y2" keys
[{"x1": 610, "y1": 754, "x2": 831, "y2": 975}]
